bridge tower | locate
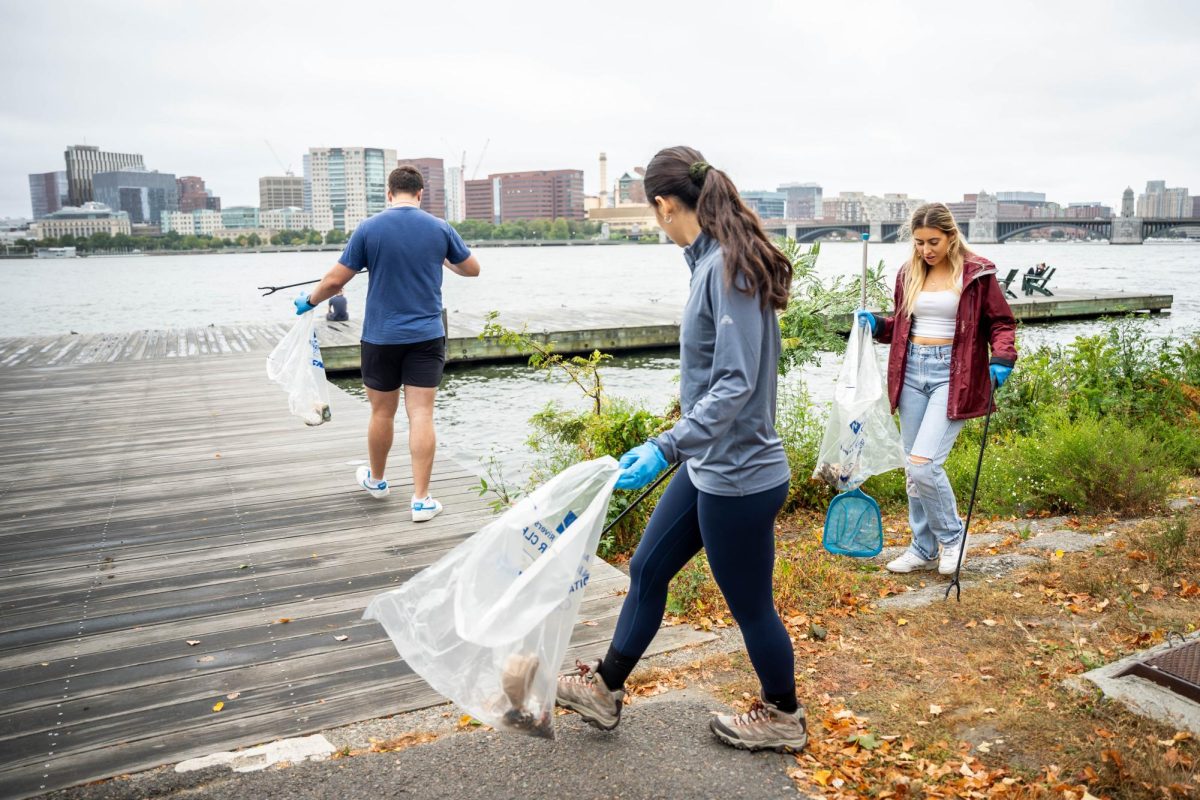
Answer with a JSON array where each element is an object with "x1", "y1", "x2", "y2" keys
[
  {"x1": 1111, "y1": 216, "x2": 1144, "y2": 244},
  {"x1": 968, "y1": 190, "x2": 998, "y2": 244}
]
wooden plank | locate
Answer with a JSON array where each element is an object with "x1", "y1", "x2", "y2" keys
[{"x1": 0, "y1": 340, "x2": 713, "y2": 800}]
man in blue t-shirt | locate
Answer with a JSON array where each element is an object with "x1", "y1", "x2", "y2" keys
[{"x1": 295, "y1": 165, "x2": 481, "y2": 522}]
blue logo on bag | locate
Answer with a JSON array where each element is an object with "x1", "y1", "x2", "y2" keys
[{"x1": 849, "y1": 420, "x2": 864, "y2": 435}]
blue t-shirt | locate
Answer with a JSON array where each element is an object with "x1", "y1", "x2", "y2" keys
[{"x1": 338, "y1": 206, "x2": 471, "y2": 345}]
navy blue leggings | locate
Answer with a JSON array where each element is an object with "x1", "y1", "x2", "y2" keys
[{"x1": 607, "y1": 467, "x2": 794, "y2": 696}]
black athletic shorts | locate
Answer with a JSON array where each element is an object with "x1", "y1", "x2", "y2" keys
[{"x1": 360, "y1": 338, "x2": 446, "y2": 391}]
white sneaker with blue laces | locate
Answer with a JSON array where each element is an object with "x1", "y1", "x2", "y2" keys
[
  {"x1": 355, "y1": 465, "x2": 389, "y2": 499},
  {"x1": 411, "y1": 495, "x2": 442, "y2": 522}
]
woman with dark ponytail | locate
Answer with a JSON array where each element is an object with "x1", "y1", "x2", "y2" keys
[{"x1": 556, "y1": 146, "x2": 807, "y2": 752}]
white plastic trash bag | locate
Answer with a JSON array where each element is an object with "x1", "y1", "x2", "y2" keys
[
  {"x1": 364, "y1": 457, "x2": 620, "y2": 738},
  {"x1": 266, "y1": 312, "x2": 332, "y2": 426},
  {"x1": 812, "y1": 323, "x2": 905, "y2": 492}
]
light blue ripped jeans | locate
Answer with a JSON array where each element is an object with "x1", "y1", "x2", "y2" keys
[{"x1": 897, "y1": 342, "x2": 966, "y2": 561}]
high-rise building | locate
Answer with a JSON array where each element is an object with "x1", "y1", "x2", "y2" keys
[
  {"x1": 28, "y1": 171, "x2": 68, "y2": 219},
  {"x1": 307, "y1": 146, "x2": 396, "y2": 232},
  {"x1": 444, "y1": 166, "x2": 464, "y2": 222},
  {"x1": 1121, "y1": 187, "x2": 1135, "y2": 217},
  {"x1": 91, "y1": 170, "x2": 178, "y2": 225},
  {"x1": 259, "y1": 176, "x2": 304, "y2": 211},
  {"x1": 777, "y1": 182, "x2": 822, "y2": 220},
  {"x1": 1193, "y1": 197, "x2": 1200, "y2": 219},
  {"x1": 396, "y1": 158, "x2": 446, "y2": 219},
  {"x1": 1163, "y1": 187, "x2": 1191, "y2": 218},
  {"x1": 63, "y1": 144, "x2": 145, "y2": 205},
  {"x1": 464, "y1": 178, "x2": 495, "y2": 223},
  {"x1": 494, "y1": 170, "x2": 585, "y2": 222},
  {"x1": 1137, "y1": 180, "x2": 1190, "y2": 217},
  {"x1": 302, "y1": 153, "x2": 313, "y2": 213},
  {"x1": 177, "y1": 176, "x2": 214, "y2": 213},
  {"x1": 739, "y1": 191, "x2": 787, "y2": 219}
]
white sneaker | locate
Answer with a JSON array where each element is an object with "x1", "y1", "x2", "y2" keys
[
  {"x1": 939, "y1": 534, "x2": 967, "y2": 575},
  {"x1": 411, "y1": 495, "x2": 442, "y2": 522},
  {"x1": 886, "y1": 551, "x2": 938, "y2": 573},
  {"x1": 355, "y1": 466, "x2": 389, "y2": 499}
]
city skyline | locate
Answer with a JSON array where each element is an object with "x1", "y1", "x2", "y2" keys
[{"x1": 1, "y1": 0, "x2": 1198, "y2": 218}]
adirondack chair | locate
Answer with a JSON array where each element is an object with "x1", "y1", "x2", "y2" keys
[
  {"x1": 998, "y1": 268, "x2": 1019, "y2": 299},
  {"x1": 1023, "y1": 267, "x2": 1056, "y2": 296}
]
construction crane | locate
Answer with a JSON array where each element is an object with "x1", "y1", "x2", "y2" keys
[
  {"x1": 471, "y1": 139, "x2": 489, "y2": 180},
  {"x1": 264, "y1": 140, "x2": 294, "y2": 177}
]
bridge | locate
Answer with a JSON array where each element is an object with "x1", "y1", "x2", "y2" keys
[{"x1": 760, "y1": 217, "x2": 1199, "y2": 245}]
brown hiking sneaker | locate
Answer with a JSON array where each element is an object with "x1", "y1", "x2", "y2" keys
[
  {"x1": 710, "y1": 697, "x2": 808, "y2": 752},
  {"x1": 555, "y1": 659, "x2": 624, "y2": 731}
]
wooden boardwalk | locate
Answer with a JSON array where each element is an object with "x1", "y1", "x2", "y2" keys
[
  {"x1": 0, "y1": 350, "x2": 710, "y2": 799},
  {"x1": 0, "y1": 289, "x2": 1172, "y2": 374}
]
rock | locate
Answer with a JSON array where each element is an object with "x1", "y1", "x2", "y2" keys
[
  {"x1": 878, "y1": 582, "x2": 971, "y2": 610},
  {"x1": 1019, "y1": 531, "x2": 1103, "y2": 553},
  {"x1": 1169, "y1": 497, "x2": 1199, "y2": 512},
  {"x1": 963, "y1": 553, "x2": 1042, "y2": 576}
]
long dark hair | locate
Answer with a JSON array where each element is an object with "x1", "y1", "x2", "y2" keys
[{"x1": 643, "y1": 146, "x2": 792, "y2": 311}]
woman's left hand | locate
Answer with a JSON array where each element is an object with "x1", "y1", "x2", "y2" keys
[{"x1": 989, "y1": 364, "x2": 1012, "y2": 389}]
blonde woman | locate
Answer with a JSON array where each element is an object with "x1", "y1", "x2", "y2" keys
[{"x1": 856, "y1": 203, "x2": 1017, "y2": 574}]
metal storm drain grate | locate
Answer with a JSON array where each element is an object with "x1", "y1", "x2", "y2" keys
[{"x1": 1118, "y1": 637, "x2": 1200, "y2": 703}]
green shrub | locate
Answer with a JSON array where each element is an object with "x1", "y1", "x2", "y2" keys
[
  {"x1": 1003, "y1": 410, "x2": 1174, "y2": 515},
  {"x1": 776, "y1": 385, "x2": 830, "y2": 511}
]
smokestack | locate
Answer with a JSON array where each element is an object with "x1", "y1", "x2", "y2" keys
[{"x1": 598, "y1": 152, "x2": 608, "y2": 208}]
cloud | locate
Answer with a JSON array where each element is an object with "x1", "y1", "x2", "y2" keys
[{"x1": 1, "y1": 0, "x2": 1197, "y2": 215}]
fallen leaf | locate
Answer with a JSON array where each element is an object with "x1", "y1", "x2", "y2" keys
[
  {"x1": 977, "y1": 741, "x2": 992, "y2": 753},
  {"x1": 237, "y1": 564, "x2": 250, "y2": 570},
  {"x1": 275, "y1": 618, "x2": 291, "y2": 624},
  {"x1": 212, "y1": 701, "x2": 224, "y2": 712},
  {"x1": 929, "y1": 704, "x2": 942, "y2": 716},
  {"x1": 581, "y1": 620, "x2": 598, "y2": 627},
  {"x1": 334, "y1": 635, "x2": 349, "y2": 642},
  {"x1": 983, "y1": 707, "x2": 997, "y2": 714},
  {"x1": 965, "y1": 620, "x2": 978, "y2": 629},
  {"x1": 982, "y1": 619, "x2": 997, "y2": 627},
  {"x1": 1127, "y1": 550, "x2": 1150, "y2": 562},
  {"x1": 226, "y1": 692, "x2": 241, "y2": 700},
  {"x1": 1052, "y1": 549, "x2": 1064, "y2": 559},
  {"x1": 897, "y1": 618, "x2": 909, "y2": 626},
  {"x1": 186, "y1": 640, "x2": 201, "y2": 646}
]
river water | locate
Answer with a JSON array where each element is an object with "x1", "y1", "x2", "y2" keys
[{"x1": 6, "y1": 241, "x2": 1198, "y2": 478}]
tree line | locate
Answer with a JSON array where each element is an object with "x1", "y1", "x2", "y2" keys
[{"x1": 8, "y1": 217, "x2": 607, "y2": 255}]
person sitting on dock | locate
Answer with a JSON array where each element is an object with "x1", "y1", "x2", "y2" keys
[
  {"x1": 326, "y1": 289, "x2": 349, "y2": 321},
  {"x1": 293, "y1": 165, "x2": 482, "y2": 521}
]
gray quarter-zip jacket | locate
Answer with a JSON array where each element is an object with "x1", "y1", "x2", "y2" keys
[{"x1": 652, "y1": 232, "x2": 792, "y2": 496}]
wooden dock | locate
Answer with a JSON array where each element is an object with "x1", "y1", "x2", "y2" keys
[
  {"x1": 0, "y1": 289, "x2": 1173, "y2": 376},
  {"x1": 0, "y1": 347, "x2": 711, "y2": 798}
]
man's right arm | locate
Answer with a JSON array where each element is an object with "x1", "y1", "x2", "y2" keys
[{"x1": 444, "y1": 254, "x2": 481, "y2": 277}]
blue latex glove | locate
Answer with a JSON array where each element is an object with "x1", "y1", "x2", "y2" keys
[
  {"x1": 854, "y1": 310, "x2": 879, "y2": 335},
  {"x1": 615, "y1": 442, "x2": 668, "y2": 491},
  {"x1": 294, "y1": 292, "x2": 316, "y2": 315},
  {"x1": 989, "y1": 364, "x2": 1012, "y2": 389}
]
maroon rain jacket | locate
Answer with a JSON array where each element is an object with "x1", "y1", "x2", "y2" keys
[{"x1": 876, "y1": 253, "x2": 1018, "y2": 420}]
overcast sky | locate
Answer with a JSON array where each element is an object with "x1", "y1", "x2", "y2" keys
[{"x1": 2, "y1": 0, "x2": 1197, "y2": 217}]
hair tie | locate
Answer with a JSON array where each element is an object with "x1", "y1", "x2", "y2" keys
[{"x1": 688, "y1": 161, "x2": 711, "y2": 185}]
